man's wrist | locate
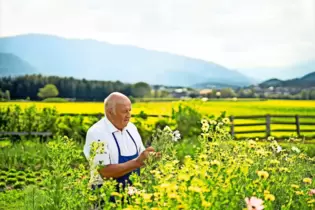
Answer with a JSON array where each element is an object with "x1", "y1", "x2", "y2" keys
[{"x1": 133, "y1": 158, "x2": 143, "y2": 168}]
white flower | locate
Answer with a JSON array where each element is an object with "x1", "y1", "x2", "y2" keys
[
  {"x1": 291, "y1": 146, "x2": 300, "y2": 153},
  {"x1": 172, "y1": 130, "x2": 181, "y2": 142},
  {"x1": 163, "y1": 126, "x2": 172, "y2": 133},
  {"x1": 128, "y1": 186, "x2": 138, "y2": 195},
  {"x1": 202, "y1": 123, "x2": 209, "y2": 132},
  {"x1": 276, "y1": 145, "x2": 282, "y2": 153}
]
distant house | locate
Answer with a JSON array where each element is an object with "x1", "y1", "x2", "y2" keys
[
  {"x1": 199, "y1": 89, "x2": 212, "y2": 97},
  {"x1": 171, "y1": 88, "x2": 188, "y2": 98}
]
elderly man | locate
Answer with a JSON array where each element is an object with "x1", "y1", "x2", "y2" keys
[{"x1": 83, "y1": 92, "x2": 156, "y2": 194}]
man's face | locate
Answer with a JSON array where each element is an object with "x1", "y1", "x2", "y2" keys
[{"x1": 113, "y1": 100, "x2": 131, "y2": 129}]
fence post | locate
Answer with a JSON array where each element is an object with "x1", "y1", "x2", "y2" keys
[
  {"x1": 295, "y1": 115, "x2": 300, "y2": 137},
  {"x1": 229, "y1": 115, "x2": 234, "y2": 137},
  {"x1": 266, "y1": 114, "x2": 271, "y2": 137}
]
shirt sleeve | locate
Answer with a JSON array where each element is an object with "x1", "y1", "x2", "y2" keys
[{"x1": 83, "y1": 129, "x2": 111, "y2": 167}]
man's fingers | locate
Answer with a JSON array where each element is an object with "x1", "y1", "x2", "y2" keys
[{"x1": 146, "y1": 147, "x2": 155, "y2": 152}]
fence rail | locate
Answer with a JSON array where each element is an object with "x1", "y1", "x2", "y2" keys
[
  {"x1": 229, "y1": 114, "x2": 315, "y2": 137},
  {"x1": 1, "y1": 113, "x2": 314, "y2": 139}
]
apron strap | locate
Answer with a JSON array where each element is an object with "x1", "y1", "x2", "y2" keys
[
  {"x1": 126, "y1": 130, "x2": 139, "y2": 155},
  {"x1": 112, "y1": 130, "x2": 139, "y2": 157}
]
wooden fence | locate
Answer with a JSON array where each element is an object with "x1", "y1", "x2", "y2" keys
[
  {"x1": 229, "y1": 114, "x2": 315, "y2": 138},
  {"x1": 1, "y1": 113, "x2": 314, "y2": 139}
]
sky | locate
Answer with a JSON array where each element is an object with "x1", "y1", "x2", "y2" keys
[{"x1": 1, "y1": 0, "x2": 315, "y2": 80}]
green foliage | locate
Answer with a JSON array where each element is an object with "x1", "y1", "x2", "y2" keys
[
  {"x1": 131, "y1": 82, "x2": 151, "y2": 98},
  {"x1": 171, "y1": 103, "x2": 202, "y2": 138},
  {"x1": 0, "y1": 89, "x2": 10, "y2": 101},
  {"x1": 2, "y1": 128, "x2": 315, "y2": 209},
  {"x1": 37, "y1": 84, "x2": 59, "y2": 99}
]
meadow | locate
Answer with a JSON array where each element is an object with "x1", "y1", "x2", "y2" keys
[{"x1": 0, "y1": 100, "x2": 315, "y2": 209}]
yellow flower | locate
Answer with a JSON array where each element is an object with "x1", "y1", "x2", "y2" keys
[
  {"x1": 264, "y1": 193, "x2": 275, "y2": 201},
  {"x1": 264, "y1": 190, "x2": 270, "y2": 195},
  {"x1": 88, "y1": 195, "x2": 97, "y2": 202},
  {"x1": 188, "y1": 186, "x2": 202, "y2": 193},
  {"x1": 169, "y1": 193, "x2": 178, "y2": 199},
  {"x1": 303, "y1": 178, "x2": 312, "y2": 184},
  {"x1": 307, "y1": 199, "x2": 315, "y2": 204},
  {"x1": 279, "y1": 167, "x2": 289, "y2": 173},
  {"x1": 295, "y1": 191, "x2": 304, "y2": 195},
  {"x1": 178, "y1": 173, "x2": 190, "y2": 181},
  {"x1": 142, "y1": 193, "x2": 152, "y2": 202},
  {"x1": 177, "y1": 204, "x2": 186, "y2": 209},
  {"x1": 111, "y1": 192, "x2": 122, "y2": 197},
  {"x1": 222, "y1": 118, "x2": 230, "y2": 124},
  {"x1": 210, "y1": 160, "x2": 221, "y2": 166},
  {"x1": 202, "y1": 201, "x2": 212, "y2": 207},
  {"x1": 291, "y1": 184, "x2": 299, "y2": 189},
  {"x1": 270, "y1": 160, "x2": 280, "y2": 165},
  {"x1": 257, "y1": 171, "x2": 269, "y2": 179},
  {"x1": 248, "y1": 140, "x2": 256, "y2": 148}
]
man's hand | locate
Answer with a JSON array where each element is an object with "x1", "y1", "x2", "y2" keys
[{"x1": 136, "y1": 147, "x2": 159, "y2": 166}]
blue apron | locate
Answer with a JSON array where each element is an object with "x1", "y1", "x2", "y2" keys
[
  {"x1": 92, "y1": 130, "x2": 140, "y2": 205},
  {"x1": 112, "y1": 129, "x2": 140, "y2": 191}
]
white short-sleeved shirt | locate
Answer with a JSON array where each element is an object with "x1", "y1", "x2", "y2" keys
[{"x1": 83, "y1": 116, "x2": 145, "y2": 185}]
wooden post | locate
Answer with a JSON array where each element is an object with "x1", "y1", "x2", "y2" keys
[
  {"x1": 229, "y1": 116, "x2": 234, "y2": 137},
  {"x1": 266, "y1": 114, "x2": 271, "y2": 137},
  {"x1": 295, "y1": 115, "x2": 300, "y2": 137}
]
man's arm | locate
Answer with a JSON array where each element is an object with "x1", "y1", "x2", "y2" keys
[
  {"x1": 98, "y1": 159, "x2": 141, "y2": 178},
  {"x1": 98, "y1": 147, "x2": 155, "y2": 179}
]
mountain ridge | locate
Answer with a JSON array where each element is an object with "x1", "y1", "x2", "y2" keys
[
  {"x1": 259, "y1": 72, "x2": 315, "y2": 88},
  {"x1": 0, "y1": 33, "x2": 254, "y2": 87}
]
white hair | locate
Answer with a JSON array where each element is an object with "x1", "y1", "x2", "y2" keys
[{"x1": 104, "y1": 92, "x2": 129, "y2": 115}]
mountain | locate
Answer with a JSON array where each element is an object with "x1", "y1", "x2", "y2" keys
[
  {"x1": 301, "y1": 72, "x2": 315, "y2": 81},
  {"x1": 0, "y1": 53, "x2": 37, "y2": 76},
  {"x1": 239, "y1": 60, "x2": 315, "y2": 81},
  {"x1": 259, "y1": 72, "x2": 315, "y2": 88},
  {"x1": 0, "y1": 34, "x2": 253, "y2": 87}
]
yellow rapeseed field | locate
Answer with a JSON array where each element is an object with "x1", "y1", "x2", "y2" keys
[
  {"x1": 1, "y1": 99, "x2": 315, "y2": 138},
  {"x1": 1, "y1": 99, "x2": 315, "y2": 115}
]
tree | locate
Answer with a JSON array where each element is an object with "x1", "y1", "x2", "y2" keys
[
  {"x1": 37, "y1": 84, "x2": 59, "y2": 99},
  {"x1": 301, "y1": 90, "x2": 310, "y2": 100},
  {"x1": 220, "y1": 88, "x2": 237, "y2": 98},
  {"x1": 131, "y1": 82, "x2": 151, "y2": 98},
  {"x1": 4, "y1": 90, "x2": 10, "y2": 100},
  {"x1": 309, "y1": 90, "x2": 315, "y2": 100}
]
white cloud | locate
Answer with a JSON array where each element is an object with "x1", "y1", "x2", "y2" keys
[{"x1": 1, "y1": 0, "x2": 315, "y2": 72}]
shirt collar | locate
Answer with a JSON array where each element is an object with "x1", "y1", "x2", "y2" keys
[{"x1": 104, "y1": 116, "x2": 128, "y2": 133}]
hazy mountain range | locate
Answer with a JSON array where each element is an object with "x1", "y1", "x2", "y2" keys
[
  {"x1": 0, "y1": 34, "x2": 255, "y2": 87},
  {"x1": 259, "y1": 72, "x2": 315, "y2": 88},
  {"x1": 0, "y1": 34, "x2": 313, "y2": 88}
]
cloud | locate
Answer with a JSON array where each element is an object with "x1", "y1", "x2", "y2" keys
[{"x1": 1, "y1": 0, "x2": 315, "y2": 72}]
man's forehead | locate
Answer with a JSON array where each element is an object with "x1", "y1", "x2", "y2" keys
[{"x1": 116, "y1": 102, "x2": 131, "y2": 108}]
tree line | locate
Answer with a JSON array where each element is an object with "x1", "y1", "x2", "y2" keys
[{"x1": 0, "y1": 74, "x2": 152, "y2": 101}]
